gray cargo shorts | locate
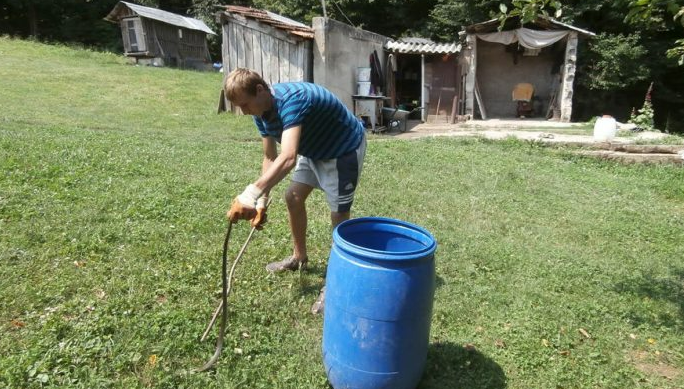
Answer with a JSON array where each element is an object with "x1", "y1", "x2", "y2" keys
[{"x1": 291, "y1": 135, "x2": 366, "y2": 213}]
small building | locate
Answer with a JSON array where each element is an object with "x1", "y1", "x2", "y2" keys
[
  {"x1": 461, "y1": 16, "x2": 594, "y2": 122},
  {"x1": 385, "y1": 38, "x2": 462, "y2": 123},
  {"x1": 105, "y1": 1, "x2": 215, "y2": 70}
]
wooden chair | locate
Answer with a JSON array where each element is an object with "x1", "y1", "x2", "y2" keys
[{"x1": 512, "y1": 83, "x2": 535, "y2": 118}]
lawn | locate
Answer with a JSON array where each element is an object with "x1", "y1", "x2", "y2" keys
[{"x1": 1, "y1": 37, "x2": 683, "y2": 389}]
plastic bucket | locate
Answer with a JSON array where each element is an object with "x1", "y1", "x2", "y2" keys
[
  {"x1": 357, "y1": 82, "x2": 371, "y2": 96},
  {"x1": 593, "y1": 116, "x2": 617, "y2": 142},
  {"x1": 323, "y1": 217, "x2": 437, "y2": 389},
  {"x1": 357, "y1": 67, "x2": 372, "y2": 82}
]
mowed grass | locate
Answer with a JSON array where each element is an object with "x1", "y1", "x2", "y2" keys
[{"x1": 1, "y1": 37, "x2": 684, "y2": 389}]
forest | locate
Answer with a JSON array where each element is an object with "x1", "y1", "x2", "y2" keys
[{"x1": 2, "y1": 0, "x2": 682, "y2": 131}]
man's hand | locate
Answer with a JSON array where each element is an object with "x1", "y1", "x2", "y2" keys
[
  {"x1": 227, "y1": 198, "x2": 257, "y2": 222},
  {"x1": 250, "y1": 196, "x2": 268, "y2": 230},
  {"x1": 227, "y1": 184, "x2": 262, "y2": 222}
]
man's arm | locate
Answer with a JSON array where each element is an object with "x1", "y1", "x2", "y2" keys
[
  {"x1": 260, "y1": 136, "x2": 278, "y2": 197},
  {"x1": 254, "y1": 126, "x2": 301, "y2": 193},
  {"x1": 228, "y1": 128, "x2": 300, "y2": 222}
]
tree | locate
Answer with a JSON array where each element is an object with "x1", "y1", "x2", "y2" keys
[
  {"x1": 427, "y1": 0, "x2": 504, "y2": 41},
  {"x1": 625, "y1": 0, "x2": 684, "y2": 64},
  {"x1": 580, "y1": 33, "x2": 649, "y2": 91},
  {"x1": 498, "y1": 0, "x2": 562, "y2": 28},
  {"x1": 252, "y1": 0, "x2": 438, "y2": 39},
  {"x1": 0, "y1": 0, "x2": 122, "y2": 49}
]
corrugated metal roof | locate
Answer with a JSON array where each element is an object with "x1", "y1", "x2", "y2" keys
[
  {"x1": 222, "y1": 5, "x2": 314, "y2": 39},
  {"x1": 105, "y1": 1, "x2": 215, "y2": 35},
  {"x1": 385, "y1": 38, "x2": 461, "y2": 54}
]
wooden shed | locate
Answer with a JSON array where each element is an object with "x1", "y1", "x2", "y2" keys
[
  {"x1": 461, "y1": 16, "x2": 594, "y2": 122},
  {"x1": 217, "y1": 5, "x2": 314, "y2": 113},
  {"x1": 105, "y1": 1, "x2": 215, "y2": 70}
]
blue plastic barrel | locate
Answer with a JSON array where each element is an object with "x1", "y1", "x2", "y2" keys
[{"x1": 323, "y1": 217, "x2": 437, "y2": 389}]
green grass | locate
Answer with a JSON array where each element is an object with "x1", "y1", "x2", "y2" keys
[{"x1": 1, "y1": 37, "x2": 684, "y2": 389}]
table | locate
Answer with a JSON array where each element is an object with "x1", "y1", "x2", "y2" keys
[{"x1": 352, "y1": 95, "x2": 386, "y2": 133}]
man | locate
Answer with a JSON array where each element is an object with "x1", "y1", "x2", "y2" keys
[{"x1": 225, "y1": 68, "x2": 366, "y2": 314}]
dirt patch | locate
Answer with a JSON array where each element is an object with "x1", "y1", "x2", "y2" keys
[
  {"x1": 579, "y1": 150, "x2": 684, "y2": 164},
  {"x1": 630, "y1": 350, "x2": 682, "y2": 381}
]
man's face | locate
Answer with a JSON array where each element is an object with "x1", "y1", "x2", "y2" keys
[{"x1": 230, "y1": 85, "x2": 268, "y2": 116}]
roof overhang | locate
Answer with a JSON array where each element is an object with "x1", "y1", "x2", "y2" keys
[
  {"x1": 218, "y1": 5, "x2": 314, "y2": 39},
  {"x1": 385, "y1": 38, "x2": 461, "y2": 55}
]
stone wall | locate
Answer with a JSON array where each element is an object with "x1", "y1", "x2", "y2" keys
[{"x1": 560, "y1": 32, "x2": 578, "y2": 122}]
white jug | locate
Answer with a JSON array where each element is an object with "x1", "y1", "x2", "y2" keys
[{"x1": 593, "y1": 116, "x2": 617, "y2": 142}]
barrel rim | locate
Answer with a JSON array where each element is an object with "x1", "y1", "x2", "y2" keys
[{"x1": 333, "y1": 217, "x2": 436, "y2": 261}]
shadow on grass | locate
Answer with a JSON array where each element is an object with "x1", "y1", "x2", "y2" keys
[
  {"x1": 615, "y1": 267, "x2": 684, "y2": 330},
  {"x1": 436, "y1": 274, "x2": 445, "y2": 289},
  {"x1": 418, "y1": 342, "x2": 506, "y2": 389}
]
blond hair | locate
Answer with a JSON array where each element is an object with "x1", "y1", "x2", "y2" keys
[{"x1": 224, "y1": 68, "x2": 269, "y2": 100}]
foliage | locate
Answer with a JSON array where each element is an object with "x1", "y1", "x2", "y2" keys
[
  {"x1": 498, "y1": 0, "x2": 562, "y2": 29},
  {"x1": 630, "y1": 100, "x2": 656, "y2": 131},
  {"x1": 667, "y1": 7, "x2": 684, "y2": 64},
  {"x1": 427, "y1": 0, "x2": 503, "y2": 41},
  {"x1": 625, "y1": 0, "x2": 683, "y2": 28},
  {"x1": 0, "y1": 0, "x2": 122, "y2": 50},
  {"x1": 668, "y1": 38, "x2": 684, "y2": 64},
  {"x1": 3, "y1": 37, "x2": 684, "y2": 389},
  {"x1": 579, "y1": 33, "x2": 650, "y2": 90},
  {"x1": 630, "y1": 82, "x2": 656, "y2": 131},
  {"x1": 625, "y1": 0, "x2": 684, "y2": 65},
  {"x1": 252, "y1": 0, "x2": 438, "y2": 39}
]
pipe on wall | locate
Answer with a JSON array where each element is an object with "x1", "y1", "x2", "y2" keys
[{"x1": 421, "y1": 54, "x2": 426, "y2": 122}]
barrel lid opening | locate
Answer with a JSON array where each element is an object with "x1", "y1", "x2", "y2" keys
[{"x1": 334, "y1": 217, "x2": 436, "y2": 261}]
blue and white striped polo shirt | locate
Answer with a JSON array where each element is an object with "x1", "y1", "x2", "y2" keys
[{"x1": 253, "y1": 82, "x2": 364, "y2": 160}]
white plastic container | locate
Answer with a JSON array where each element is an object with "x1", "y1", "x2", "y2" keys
[
  {"x1": 357, "y1": 81, "x2": 371, "y2": 96},
  {"x1": 593, "y1": 116, "x2": 617, "y2": 142},
  {"x1": 357, "y1": 67, "x2": 371, "y2": 82}
]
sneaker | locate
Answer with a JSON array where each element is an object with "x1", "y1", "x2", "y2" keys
[
  {"x1": 310, "y1": 287, "x2": 325, "y2": 315},
  {"x1": 265, "y1": 256, "x2": 308, "y2": 273}
]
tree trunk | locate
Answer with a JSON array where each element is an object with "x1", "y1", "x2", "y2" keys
[{"x1": 27, "y1": 2, "x2": 38, "y2": 37}]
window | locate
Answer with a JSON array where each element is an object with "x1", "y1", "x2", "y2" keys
[{"x1": 123, "y1": 18, "x2": 146, "y2": 53}]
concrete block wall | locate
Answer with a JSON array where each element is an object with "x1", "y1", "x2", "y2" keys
[{"x1": 312, "y1": 17, "x2": 389, "y2": 109}]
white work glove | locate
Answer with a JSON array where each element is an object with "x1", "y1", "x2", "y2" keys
[
  {"x1": 250, "y1": 196, "x2": 268, "y2": 230},
  {"x1": 227, "y1": 184, "x2": 263, "y2": 222}
]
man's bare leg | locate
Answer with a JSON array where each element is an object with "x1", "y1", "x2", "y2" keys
[{"x1": 265, "y1": 182, "x2": 313, "y2": 272}]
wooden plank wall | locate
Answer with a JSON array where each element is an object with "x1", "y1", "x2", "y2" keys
[
  {"x1": 222, "y1": 14, "x2": 312, "y2": 102},
  {"x1": 152, "y1": 21, "x2": 210, "y2": 64}
]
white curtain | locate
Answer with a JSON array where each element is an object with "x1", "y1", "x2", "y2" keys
[
  {"x1": 477, "y1": 28, "x2": 569, "y2": 49},
  {"x1": 476, "y1": 30, "x2": 517, "y2": 45}
]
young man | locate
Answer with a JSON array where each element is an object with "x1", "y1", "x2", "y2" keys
[{"x1": 225, "y1": 68, "x2": 366, "y2": 314}]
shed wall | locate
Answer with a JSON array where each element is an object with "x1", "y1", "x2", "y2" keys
[
  {"x1": 312, "y1": 17, "x2": 388, "y2": 109},
  {"x1": 117, "y1": 16, "x2": 211, "y2": 69},
  {"x1": 476, "y1": 39, "x2": 560, "y2": 118},
  {"x1": 220, "y1": 13, "x2": 312, "y2": 113},
  {"x1": 149, "y1": 20, "x2": 211, "y2": 68},
  {"x1": 221, "y1": 14, "x2": 312, "y2": 85}
]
